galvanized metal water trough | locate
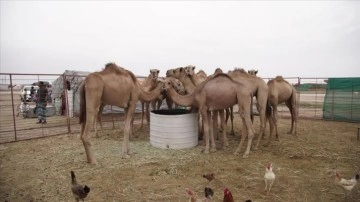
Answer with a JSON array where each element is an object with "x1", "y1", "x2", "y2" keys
[{"x1": 150, "y1": 109, "x2": 198, "y2": 149}]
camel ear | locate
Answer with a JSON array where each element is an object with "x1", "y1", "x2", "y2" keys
[
  {"x1": 255, "y1": 70, "x2": 258, "y2": 74},
  {"x1": 192, "y1": 66, "x2": 195, "y2": 70},
  {"x1": 180, "y1": 67, "x2": 184, "y2": 72},
  {"x1": 157, "y1": 70, "x2": 159, "y2": 74}
]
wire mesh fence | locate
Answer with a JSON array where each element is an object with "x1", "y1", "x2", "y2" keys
[{"x1": 0, "y1": 73, "x2": 358, "y2": 143}]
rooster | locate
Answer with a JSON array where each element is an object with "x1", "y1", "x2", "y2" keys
[
  {"x1": 71, "y1": 171, "x2": 90, "y2": 202},
  {"x1": 264, "y1": 162, "x2": 275, "y2": 195},
  {"x1": 223, "y1": 188, "x2": 234, "y2": 202},
  {"x1": 334, "y1": 171, "x2": 359, "y2": 197}
]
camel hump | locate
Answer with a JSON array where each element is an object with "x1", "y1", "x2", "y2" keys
[
  {"x1": 102, "y1": 63, "x2": 137, "y2": 83},
  {"x1": 232, "y1": 68, "x2": 248, "y2": 74}
]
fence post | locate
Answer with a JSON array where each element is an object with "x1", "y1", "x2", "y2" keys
[{"x1": 9, "y1": 74, "x2": 18, "y2": 141}]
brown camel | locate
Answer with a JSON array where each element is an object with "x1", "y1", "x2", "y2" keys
[
  {"x1": 140, "y1": 69, "x2": 160, "y2": 128},
  {"x1": 163, "y1": 74, "x2": 255, "y2": 158},
  {"x1": 79, "y1": 63, "x2": 163, "y2": 164},
  {"x1": 266, "y1": 76, "x2": 298, "y2": 145},
  {"x1": 228, "y1": 68, "x2": 269, "y2": 150}
]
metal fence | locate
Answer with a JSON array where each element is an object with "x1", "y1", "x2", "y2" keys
[{"x1": 0, "y1": 73, "x2": 354, "y2": 144}]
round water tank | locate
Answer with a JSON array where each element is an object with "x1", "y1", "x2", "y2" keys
[{"x1": 150, "y1": 109, "x2": 198, "y2": 149}]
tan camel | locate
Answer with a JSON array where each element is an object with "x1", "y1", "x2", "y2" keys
[
  {"x1": 140, "y1": 69, "x2": 160, "y2": 128},
  {"x1": 247, "y1": 69, "x2": 258, "y2": 75},
  {"x1": 184, "y1": 65, "x2": 207, "y2": 85},
  {"x1": 79, "y1": 63, "x2": 163, "y2": 164},
  {"x1": 166, "y1": 67, "x2": 196, "y2": 93},
  {"x1": 185, "y1": 66, "x2": 234, "y2": 147},
  {"x1": 228, "y1": 68, "x2": 269, "y2": 150},
  {"x1": 163, "y1": 74, "x2": 255, "y2": 158},
  {"x1": 267, "y1": 76, "x2": 298, "y2": 145}
]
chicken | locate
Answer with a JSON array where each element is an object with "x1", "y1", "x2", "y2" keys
[
  {"x1": 204, "y1": 187, "x2": 214, "y2": 199},
  {"x1": 223, "y1": 188, "x2": 234, "y2": 202},
  {"x1": 264, "y1": 162, "x2": 275, "y2": 195},
  {"x1": 203, "y1": 173, "x2": 215, "y2": 182},
  {"x1": 71, "y1": 171, "x2": 90, "y2": 202},
  {"x1": 334, "y1": 171, "x2": 359, "y2": 197},
  {"x1": 185, "y1": 188, "x2": 212, "y2": 202}
]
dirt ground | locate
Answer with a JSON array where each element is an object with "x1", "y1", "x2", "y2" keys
[{"x1": 0, "y1": 116, "x2": 359, "y2": 202}]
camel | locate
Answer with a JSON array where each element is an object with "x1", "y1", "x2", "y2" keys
[
  {"x1": 228, "y1": 68, "x2": 269, "y2": 150},
  {"x1": 163, "y1": 73, "x2": 255, "y2": 158},
  {"x1": 185, "y1": 66, "x2": 234, "y2": 147},
  {"x1": 79, "y1": 63, "x2": 164, "y2": 164},
  {"x1": 184, "y1": 65, "x2": 207, "y2": 85},
  {"x1": 166, "y1": 67, "x2": 196, "y2": 93},
  {"x1": 247, "y1": 69, "x2": 258, "y2": 75},
  {"x1": 140, "y1": 69, "x2": 160, "y2": 128},
  {"x1": 266, "y1": 76, "x2": 298, "y2": 145},
  {"x1": 149, "y1": 77, "x2": 186, "y2": 111}
]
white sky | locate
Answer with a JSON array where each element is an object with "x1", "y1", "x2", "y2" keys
[{"x1": 1, "y1": 1, "x2": 359, "y2": 78}]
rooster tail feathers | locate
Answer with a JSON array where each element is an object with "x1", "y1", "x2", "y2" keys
[
  {"x1": 71, "y1": 171, "x2": 77, "y2": 185},
  {"x1": 84, "y1": 185, "x2": 90, "y2": 193}
]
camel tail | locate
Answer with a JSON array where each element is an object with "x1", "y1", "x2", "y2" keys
[{"x1": 79, "y1": 84, "x2": 86, "y2": 124}]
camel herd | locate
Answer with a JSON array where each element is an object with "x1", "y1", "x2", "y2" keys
[{"x1": 79, "y1": 63, "x2": 298, "y2": 164}]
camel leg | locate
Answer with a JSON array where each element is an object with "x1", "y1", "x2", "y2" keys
[
  {"x1": 220, "y1": 110, "x2": 229, "y2": 147},
  {"x1": 212, "y1": 110, "x2": 219, "y2": 140},
  {"x1": 273, "y1": 105, "x2": 279, "y2": 140},
  {"x1": 156, "y1": 99, "x2": 162, "y2": 110},
  {"x1": 198, "y1": 113, "x2": 203, "y2": 140},
  {"x1": 81, "y1": 112, "x2": 98, "y2": 164},
  {"x1": 95, "y1": 104, "x2": 104, "y2": 137},
  {"x1": 242, "y1": 109, "x2": 255, "y2": 158},
  {"x1": 286, "y1": 101, "x2": 298, "y2": 135},
  {"x1": 209, "y1": 111, "x2": 216, "y2": 152},
  {"x1": 234, "y1": 115, "x2": 247, "y2": 156},
  {"x1": 165, "y1": 97, "x2": 173, "y2": 110},
  {"x1": 140, "y1": 101, "x2": 145, "y2": 129},
  {"x1": 254, "y1": 93, "x2": 268, "y2": 149},
  {"x1": 200, "y1": 109, "x2": 210, "y2": 154},
  {"x1": 230, "y1": 106, "x2": 234, "y2": 136},
  {"x1": 145, "y1": 101, "x2": 150, "y2": 126},
  {"x1": 267, "y1": 114, "x2": 275, "y2": 146},
  {"x1": 122, "y1": 103, "x2": 136, "y2": 159}
]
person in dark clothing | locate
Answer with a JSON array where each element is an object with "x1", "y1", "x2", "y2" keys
[
  {"x1": 30, "y1": 86, "x2": 36, "y2": 102},
  {"x1": 35, "y1": 82, "x2": 48, "y2": 124}
]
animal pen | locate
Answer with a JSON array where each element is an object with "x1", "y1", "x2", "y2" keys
[
  {"x1": 0, "y1": 73, "x2": 359, "y2": 144},
  {"x1": 1, "y1": 72, "x2": 360, "y2": 202}
]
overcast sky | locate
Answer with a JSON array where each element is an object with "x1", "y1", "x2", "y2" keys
[{"x1": 1, "y1": 1, "x2": 359, "y2": 78}]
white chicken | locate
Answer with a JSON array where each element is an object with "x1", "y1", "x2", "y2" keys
[
  {"x1": 334, "y1": 171, "x2": 359, "y2": 197},
  {"x1": 264, "y1": 162, "x2": 275, "y2": 195}
]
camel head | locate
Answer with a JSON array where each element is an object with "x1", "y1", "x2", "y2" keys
[
  {"x1": 166, "y1": 67, "x2": 186, "y2": 79},
  {"x1": 184, "y1": 65, "x2": 196, "y2": 76},
  {"x1": 162, "y1": 77, "x2": 177, "y2": 91},
  {"x1": 150, "y1": 69, "x2": 160, "y2": 81},
  {"x1": 248, "y1": 69, "x2": 258, "y2": 76},
  {"x1": 214, "y1": 67, "x2": 223, "y2": 75}
]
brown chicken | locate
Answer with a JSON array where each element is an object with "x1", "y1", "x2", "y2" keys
[
  {"x1": 71, "y1": 171, "x2": 90, "y2": 202},
  {"x1": 223, "y1": 188, "x2": 234, "y2": 202},
  {"x1": 203, "y1": 173, "x2": 215, "y2": 182}
]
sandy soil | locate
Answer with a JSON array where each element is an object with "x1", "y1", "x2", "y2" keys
[{"x1": 0, "y1": 116, "x2": 359, "y2": 202}]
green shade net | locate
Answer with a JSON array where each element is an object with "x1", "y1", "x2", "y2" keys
[{"x1": 323, "y1": 78, "x2": 360, "y2": 122}]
